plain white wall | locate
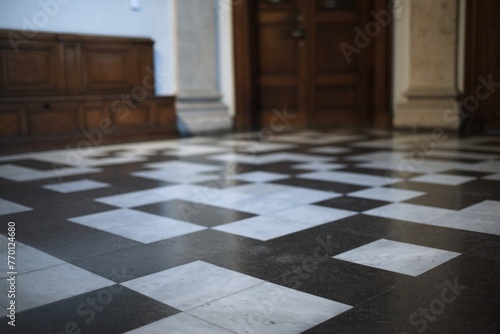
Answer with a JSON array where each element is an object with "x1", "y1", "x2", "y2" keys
[{"x1": 0, "y1": 0, "x2": 176, "y2": 95}]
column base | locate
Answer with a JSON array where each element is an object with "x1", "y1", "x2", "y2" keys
[
  {"x1": 176, "y1": 101, "x2": 232, "y2": 135},
  {"x1": 394, "y1": 98, "x2": 461, "y2": 131}
]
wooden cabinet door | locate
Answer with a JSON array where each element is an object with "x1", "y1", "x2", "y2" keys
[{"x1": 254, "y1": 0, "x2": 377, "y2": 128}]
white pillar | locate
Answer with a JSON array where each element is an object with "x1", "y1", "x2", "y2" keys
[
  {"x1": 175, "y1": 0, "x2": 231, "y2": 134},
  {"x1": 394, "y1": 0, "x2": 461, "y2": 130}
]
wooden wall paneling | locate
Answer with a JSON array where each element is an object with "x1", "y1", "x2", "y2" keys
[
  {"x1": 26, "y1": 101, "x2": 79, "y2": 135},
  {"x1": 0, "y1": 40, "x2": 63, "y2": 97},
  {"x1": 0, "y1": 103, "x2": 19, "y2": 137},
  {"x1": 62, "y1": 43, "x2": 83, "y2": 94},
  {"x1": 0, "y1": 30, "x2": 177, "y2": 152}
]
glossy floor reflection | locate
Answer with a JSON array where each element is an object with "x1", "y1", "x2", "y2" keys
[{"x1": 0, "y1": 130, "x2": 499, "y2": 334}]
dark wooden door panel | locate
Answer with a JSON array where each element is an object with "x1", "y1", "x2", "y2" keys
[
  {"x1": 307, "y1": 0, "x2": 372, "y2": 127},
  {"x1": 256, "y1": 0, "x2": 307, "y2": 127},
  {"x1": 0, "y1": 42, "x2": 62, "y2": 96}
]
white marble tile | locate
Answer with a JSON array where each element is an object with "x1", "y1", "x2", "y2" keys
[
  {"x1": 299, "y1": 171, "x2": 402, "y2": 187},
  {"x1": 187, "y1": 282, "x2": 352, "y2": 334},
  {"x1": 0, "y1": 235, "x2": 26, "y2": 251},
  {"x1": 227, "y1": 141, "x2": 295, "y2": 153},
  {"x1": 0, "y1": 263, "x2": 114, "y2": 312},
  {"x1": 351, "y1": 139, "x2": 414, "y2": 150},
  {"x1": 231, "y1": 171, "x2": 289, "y2": 183},
  {"x1": 356, "y1": 160, "x2": 463, "y2": 174},
  {"x1": 132, "y1": 170, "x2": 217, "y2": 184},
  {"x1": 197, "y1": 189, "x2": 255, "y2": 208},
  {"x1": 270, "y1": 205, "x2": 356, "y2": 225},
  {"x1": 209, "y1": 153, "x2": 281, "y2": 165},
  {"x1": 0, "y1": 246, "x2": 65, "y2": 279},
  {"x1": 144, "y1": 161, "x2": 223, "y2": 174},
  {"x1": 69, "y1": 209, "x2": 159, "y2": 229},
  {"x1": 346, "y1": 151, "x2": 403, "y2": 162},
  {"x1": 124, "y1": 313, "x2": 235, "y2": 334},
  {"x1": 484, "y1": 173, "x2": 500, "y2": 181},
  {"x1": 348, "y1": 187, "x2": 425, "y2": 202},
  {"x1": 214, "y1": 216, "x2": 312, "y2": 241},
  {"x1": 455, "y1": 160, "x2": 500, "y2": 173},
  {"x1": 275, "y1": 133, "x2": 365, "y2": 145},
  {"x1": 78, "y1": 156, "x2": 146, "y2": 167},
  {"x1": 427, "y1": 150, "x2": 500, "y2": 160},
  {"x1": 333, "y1": 239, "x2": 460, "y2": 276},
  {"x1": 223, "y1": 183, "x2": 294, "y2": 196},
  {"x1": 0, "y1": 164, "x2": 46, "y2": 181},
  {"x1": 163, "y1": 145, "x2": 229, "y2": 157},
  {"x1": 0, "y1": 163, "x2": 102, "y2": 182},
  {"x1": 69, "y1": 209, "x2": 205, "y2": 243},
  {"x1": 273, "y1": 152, "x2": 333, "y2": 163},
  {"x1": 292, "y1": 162, "x2": 346, "y2": 171},
  {"x1": 95, "y1": 185, "x2": 212, "y2": 208},
  {"x1": 0, "y1": 198, "x2": 33, "y2": 216},
  {"x1": 460, "y1": 200, "x2": 500, "y2": 217},
  {"x1": 309, "y1": 146, "x2": 351, "y2": 155},
  {"x1": 107, "y1": 219, "x2": 205, "y2": 243},
  {"x1": 364, "y1": 203, "x2": 454, "y2": 223},
  {"x1": 263, "y1": 187, "x2": 341, "y2": 204},
  {"x1": 426, "y1": 212, "x2": 500, "y2": 236},
  {"x1": 409, "y1": 174, "x2": 476, "y2": 186},
  {"x1": 43, "y1": 179, "x2": 110, "y2": 193},
  {"x1": 122, "y1": 261, "x2": 263, "y2": 311},
  {"x1": 217, "y1": 196, "x2": 297, "y2": 215}
]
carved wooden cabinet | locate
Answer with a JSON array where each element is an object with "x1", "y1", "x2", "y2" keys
[{"x1": 0, "y1": 30, "x2": 177, "y2": 152}]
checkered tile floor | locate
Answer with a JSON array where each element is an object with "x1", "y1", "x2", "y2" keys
[{"x1": 0, "y1": 130, "x2": 500, "y2": 334}]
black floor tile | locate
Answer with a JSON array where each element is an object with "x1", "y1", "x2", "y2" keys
[
  {"x1": 272, "y1": 257, "x2": 409, "y2": 305},
  {"x1": 135, "y1": 199, "x2": 255, "y2": 227},
  {"x1": 273, "y1": 177, "x2": 367, "y2": 194},
  {"x1": 71, "y1": 229, "x2": 258, "y2": 281},
  {"x1": 387, "y1": 224, "x2": 494, "y2": 253},
  {"x1": 314, "y1": 196, "x2": 390, "y2": 212},
  {"x1": 1, "y1": 130, "x2": 499, "y2": 334},
  {"x1": 312, "y1": 214, "x2": 417, "y2": 239},
  {"x1": 0, "y1": 286, "x2": 178, "y2": 334}
]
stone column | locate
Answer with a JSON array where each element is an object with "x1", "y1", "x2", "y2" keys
[
  {"x1": 175, "y1": 0, "x2": 231, "y2": 134},
  {"x1": 394, "y1": 0, "x2": 461, "y2": 130}
]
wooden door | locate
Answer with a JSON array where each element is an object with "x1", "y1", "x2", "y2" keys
[
  {"x1": 255, "y1": 0, "x2": 308, "y2": 127},
  {"x1": 238, "y1": 0, "x2": 390, "y2": 130},
  {"x1": 464, "y1": 0, "x2": 500, "y2": 134}
]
